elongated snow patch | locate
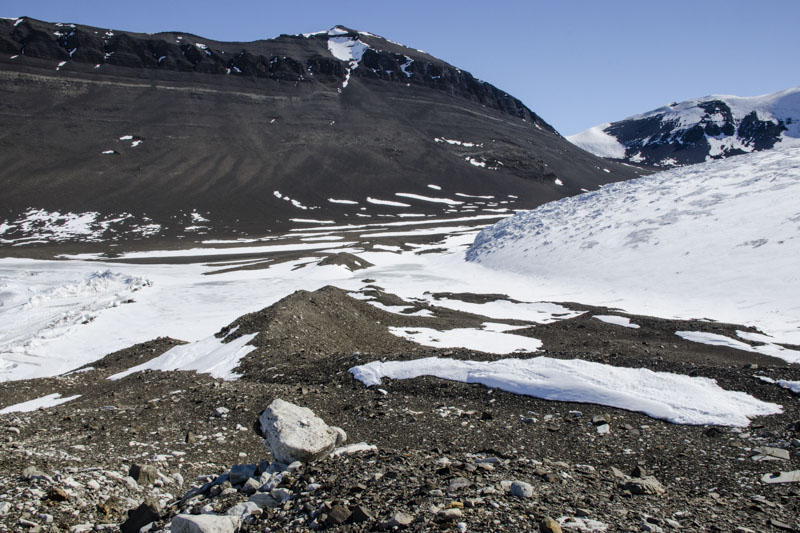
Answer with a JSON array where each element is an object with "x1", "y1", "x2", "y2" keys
[
  {"x1": 349, "y1": 357, "x2": 781, "y2": 426},
  {"x1": 109, "y1": 331, "x2": 258, "y2": 381},
  {"x1": 0, "y1": 393, "x2": 81, "y2": 413}
]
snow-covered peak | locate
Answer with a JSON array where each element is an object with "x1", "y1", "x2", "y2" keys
[
  {"x1": 327, "y1": 31, "x2": 370, "y2": 63},
  {"x1": 568, "y1": 86, "x2": 800, "y2": 167}
]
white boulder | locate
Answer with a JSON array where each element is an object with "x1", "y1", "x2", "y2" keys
[
  {"x1": 171, "y1": 514, "x2": 239, "y2": 533},
  {"x1": 259, "y1": 399, "x2": 344, "y2": 464}
]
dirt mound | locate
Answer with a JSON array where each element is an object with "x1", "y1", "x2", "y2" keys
[{"x1": 317, "y1": 253, "x2": 374, "y2": 271}]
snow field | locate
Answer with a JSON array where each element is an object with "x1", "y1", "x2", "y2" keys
[{"x1": 468, "y1": 144, "x2": 800, "y2": 347}]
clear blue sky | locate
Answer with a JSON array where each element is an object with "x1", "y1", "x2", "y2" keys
[{"x1": 3, "y1": 0, "x2": 798, "y2": 135}]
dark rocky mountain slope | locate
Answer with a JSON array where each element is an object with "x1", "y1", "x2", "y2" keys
[
  {"x1": 0, "y1": 17, "x2": 642, "y2": 246},
  {"x1": 568, "y1": 86, "x2": 800, "y2": 168}
]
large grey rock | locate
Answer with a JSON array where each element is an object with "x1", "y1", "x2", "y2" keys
[
  {"x1": 228, "y1": 464, "x2": 257, "y2": 486},
  {"x1": 510, "y1": 480, "x2": 534, "y2": 498},
  {"x1": 171, "y1": 514, "x2": 239, "y2": 533},
  {"x1": 259, "y1": 399, "x2": 340, "y2": 464}
]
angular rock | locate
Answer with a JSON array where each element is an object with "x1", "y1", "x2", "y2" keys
[
  {"x1": 121, "y1": 498, "x2": 161, "y2": 533},
  {"x1": 259, "y1": 399, "x2": 340, "y2": 464},
  {"x1": 760, "y1": 470, "x2": 800, "y2": 484},
  {"x1": 248, "y1": 493, "x2": 280, "y2": 509},
  {"x1": 228, "y1": 464, "x2": 257, "y2": 486},
  {"x1": 751, "y1": 447, "x2": 790, "y2": 461},
  {"x1": 623, "y1": 476, "x2": 665, "y2": 495},
  {"x1": 325, "y1": 505, "x2": 351, "y2": 527},
  {"x1": 46, "y1": 487, "x2": 69, "y2": 502},
  {"x1": 171, "y1": 514, "x2": 239, "y2": 533},
  {"x1": 128, "y1": 464, "x2": 158, "y2": 486},
  {"x1": 351, "y1": 505, "x2": 374, "y2": 523},
  {"x1": 22, "y1": 466, "x2": 51, "y2": 482},
  {"x1": 383, "y1": 511, "x2": 414, "y2": 529},
  {"x1": 436, "y1": 508, "x2": 463, "y2": 522},
  {"x1": 448, "y1": 477, "x2": 471, "y2": 492},
  {"x1": 225, "y1": 501, "x2": 261, "y2": 521},
  {"x1": 510, "y1": 480, "x2": 534, "y2": 498},
  {"x1": 540, "y1": 516, "x2": 562, "y2": 533},
  {"x1": 240, "y1": 477, "x2": 261, "y2": 495},
  {"x1": 331, "y1": 442, "x2": 377, "y2": 457},
  {"x1": 331, "y1": 426, "x2": 347, "y2": 446}
]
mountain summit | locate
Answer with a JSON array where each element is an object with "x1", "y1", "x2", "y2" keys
[
  {"x1": 568, "y1": 87, "x2": 800, "y2": 168},
  {"x1": 0, "y1": 17, "x2": 641, "y2": 246}
]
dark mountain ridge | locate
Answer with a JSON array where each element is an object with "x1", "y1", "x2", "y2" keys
[{"x1": 0, "y1": 17, "x2": 643, "y2": 246}]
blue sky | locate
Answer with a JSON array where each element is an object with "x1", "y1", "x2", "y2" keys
[{"x1": 3, "y1": 0, "x2": 798, "y2": 135}]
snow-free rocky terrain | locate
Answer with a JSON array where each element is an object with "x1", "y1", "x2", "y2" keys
[
  {"x1": 568, "y1": 86, "x2": 800, "y2": 168},
  {"x1": 0, "y1": 17, "x2": 643, "y2": 253},
  {"x1": 1, "y1": 143, "x2": 800, "y2": 531}
]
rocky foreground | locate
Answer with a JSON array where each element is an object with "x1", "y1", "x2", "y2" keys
[{"x1": 1, "y1": 287, "x2": 799, "y2": 532}]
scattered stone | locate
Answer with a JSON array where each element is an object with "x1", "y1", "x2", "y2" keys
[
  {"x1": 761, "y1": 470, "x2": 800, "y2": 484},
  {"x1": 121, "y1": 498, "x2": 161, "y2": 533},
  {"x1": 171, "y1": 514, "x2": 239, "y2": 533},
  {"x1": 228, "y1": 464, "x2": 257, "y2": 486},
  {"x1": 436, "y1": 508, "x2": 463, "y2": 522},
  {"x1": 214, "y1": 407, "x2": 229, "y2": 418},
  {"x1": 351, "y1": 505, "x2": 374, "y2": 523},
  {"x1": 623, "y1": 476, "x2": 665, "y2": 495},
  {"x1": 21, "y1": 466, "x2": 50, "y2": 482},
  {"x1": 592, "y1": 414, "x2": 611, "y2": 425},
  {"x1": 0, "y1": 502, "x2": 9, "y2": 515},
  {"x1": 325, "y1": 505, "x2": 351, "y2": 527},
  {"x1": 248, "y1": 493, "x2": 280, "y2": 509},
  {"x1": 540, "y1": 516, "x2": 562, "y2": 533},
  {"x1": 225, "y1": 501, "x2": 261, "y2": 521},
  {"x1": 596, "y1": 423, "x2": 610, "y2": 434},
  {"x1": 259, "y1": 399, "x2": 340, "y2": 464},
  {"x1": 382, "y1": 511, "x2": 414, "y2": 529},
  {"x1": 448, "y1": 477, "x2": 471, "y2": 492},
  {"x1": 751, "y1": 447, "x2": 790, "y2": 461},
  {"x1": 510, "y1": 480, "x2": 534, "y2": 498},
  {"x1": 128, "y1": 464, "x2": 158, "y2": 485},
  {"x1": 46, "y1": 486, "x2": 69, "y2": 502},
  {"x1": 240, "y1": 477, "x2": 261, "y2": 495},
  {"x1": 331, "y1": 442, "x2": 377, "y2": 456}
]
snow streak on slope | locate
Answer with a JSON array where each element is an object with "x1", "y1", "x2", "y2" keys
[
  {"x1": 350, "y1": 357, "x2": 781, "y2": 426},
  {"x1": 467, "y1": 144, "x2": 800, "y2": 348}
]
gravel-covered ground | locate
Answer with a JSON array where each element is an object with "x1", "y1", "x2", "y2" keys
[{"x1": 1, "y1": 287, "x2": 798, "y2": 532}]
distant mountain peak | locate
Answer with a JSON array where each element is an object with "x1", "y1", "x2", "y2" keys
[{"x1": 568, "y1": 86, "x2": 800, "y2": 168}]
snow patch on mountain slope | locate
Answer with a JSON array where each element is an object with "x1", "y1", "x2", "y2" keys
[
  {"x1": 350, "y1": 356, "x2": 781, "y2": 426},
  {"x1": 327, "y1": 27, "x2": 370, "y2": 88},
  {"x1": 567, "y1": 124, "x2": 626, "y2": 159},
  {"x1": 109, "y1": 328, "x2": 258, "y2": 381},
  {"x1": 467, "y1": 143, "x2": 800, "y2": 348}
]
